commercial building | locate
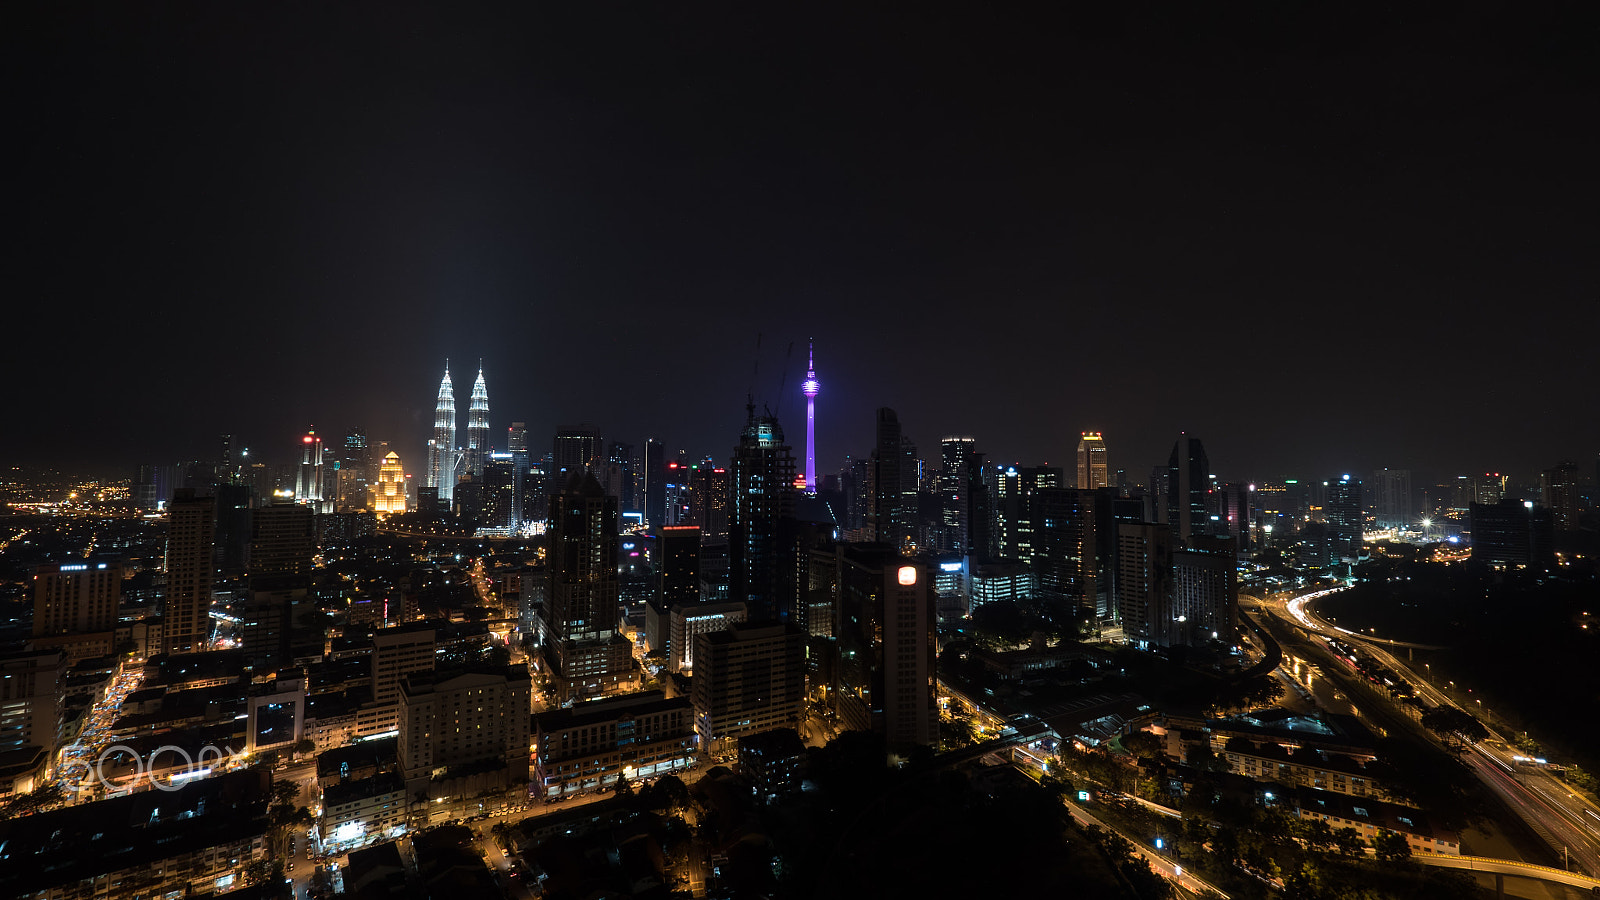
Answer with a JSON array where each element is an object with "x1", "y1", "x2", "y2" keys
[
  {"x1": 739, "y1": 727, "x2": 806, "y2": 806},
  {"x1": 693, "y1": 622, "x2": 805, "y2": 757},
  {"x1": 832, "y1": 547, "x2": 938, "y2": 748},
  {"x1": 1077, "y1": 432, "x2": 1109, "y2": 491},
  {"x1": 397, "y1": 665, "x2": 532, "y2": 799},
  {"x1": 427, "y1": 362, "x2": 458, "y2": 504},
  {"x1": 162, "y1": 489, "x2": 216, "y2": 656},
  {"x1": 372, "y1": 451, "x2": 408, "y2": 515},
  {"x1": 666, "y1": 601, "x2": 747, "y2": 674},
  {"x1": 0, "y1": 648, "x2": 65, "y2": 795},
  {"x1": 729, "y1": 404, "x2": 797, "y2": 621},
  {"x1": 1116, "y1": 523, "x2": 1175, "y2": 649},
  {"x1": 533, "y1": 690, "x2": 696, "y2": 798},
  {"x1": 30, "y1": 560, "x2": 122, "y2": 663},
  {"x1": 542, "y1": 472, "x2": 639, "y2": 702},
  {"x1": 364, "y1": 627, "x2": 436, "y2": 735}
]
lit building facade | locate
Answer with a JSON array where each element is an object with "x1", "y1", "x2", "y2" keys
[
  {"x1": 465, "y1": 361, "x2": 490, "y2": 478},
  {"x1": 427, "y1": 362, "x2": 457, "y2": 503},
  {"x1": 1077, "y1": 431, "x2": 1109, "y2": 490},
  {"x1": 802, "y1": 339, "x2": 820, "y2": 492},
  {"x1": 372, "y1": 451, "x2": 407, "y2": 515}
]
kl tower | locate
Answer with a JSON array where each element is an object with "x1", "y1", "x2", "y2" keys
[{"x1": 801, "y1": 338, "x2": 820, "y2": 492}]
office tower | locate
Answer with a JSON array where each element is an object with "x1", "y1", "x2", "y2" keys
[
  {"x1": 162, "y1": 489, "x2": 216, "y2": 656},
  {"x1": 832, "y1": 547, "x2": 938, "y2": 748},
  {"x1": 507, "y1": 422, "x2": 529, "y2": 526},
  {"x1": 544, "y1": 472, "x2": 638, "y2": 702},
  {"x1": 1032, "y1": 487, "x2": 1096, "y2": 615},
  {"x1": 464, "y1": 361, "x2": 490, "y2": 478},
  {"x1": 1540, "y1": 461, "x2": 1579, "y2": 532},
  {"x1": 692, "y1": 621, "x2": 805, "y2": 755},
  {"x1": 1474, "y1": 473, "x2": 1507, "y2": 505},
  {"x1": 337, "y1": 427, "x2": 373, "y2": 512},
  {"x1": 1077, "y1": 432, "x2": 1109, "y2": 490},
  {"x1": 729, "y1": 403, "x2": 797, "y2": 621},
  {"x1": 659, "y1": 525, "x2": 702, "y2": 607},
  {"x1": 481, "y1": 456, "x2": 516, "y2": 529},
  {"x1": 240, "y1": 499, "x2": 316, "y2": 665},
  {"x1": 995, "y1": 465, "x2": 1062, "y2": 562},
  {"x1": 1116, "y1": 523, "x2": 1174, "y2": 648},
  {"x1": 372, "y1": 451, "x2": 407, "y2": 515},
  {"x1": 1371, "y1": 468, "x2": 1412, "y2": 530},
  {"x1": 603, "y1": 440, "x2": 637, "y2": 512},
  {"x1": 1218, "y1": 482, "x2": 1253, "y2": 550},
  {"x1": 31, "y1": 561, "x2": 123, "y2": 662},
  {"x1": 802, "y1": 339, "x2": 821, "y2": 492},
  {"x1": 967, "y1": 455, "x2": 995, "y2": 560},
  {"x1": 1092, "y1": 493, "x2": 1148, "y2": 619},
  {"x1": 1165, "y1": 434, "x2": 1211, "y2": 545},
  {"x1": 1172, "y1": 534, "x2": 1238, "y2": 645},
  {"x1": 644, "y1": 438, "x2": 666, "y2": 526},
  {"x1": 1470, "y1": 499, "x2": 1555, "y2": 568},
  {"x1": 0, "y1": 649, "x2": 66, "y2": 786},
  {"x1": 694, "y1": 465, "x2": 731, "y2": 542},
  {"x1": 453, "y1": 473, "x2": 484, "y2": 525},
  {"x1": 937, "y1": 437, "x2": 977, "y2": 555},
  {"x1": 552, "y1": 425, "x2": 603, "y2": 485},
  {"x1": 248, "y1": 499, "x2": 315, "y2": 590},
  {"x1": 428, "y1": 362, "x2": 458, "y2": 503},
  {"x1": 867, "y1": 408, "x2": 918, "y2": 549},
  {"x1": 294, "y1": 431, "x2": 326, "y2": 510},
  {"x1": 367, "y1": 627, "x2": 436, "y2": 735},
  {"x1": 1324, "y1": 474, "x2": 1363, "y2": 562}
]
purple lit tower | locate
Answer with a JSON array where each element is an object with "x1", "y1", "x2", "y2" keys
[{"x1": 801, "y1": 338, "x2": 820, "y2": 492}]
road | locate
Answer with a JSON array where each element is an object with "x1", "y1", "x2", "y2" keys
[
  {"x1": 1260, "y1": 590, "x2": 1600, "y2": 878},
  {"x1": 1415, "y1": 853, "x2": 1600, "y2": 892},
  {"x1": 1064, "y1": 795, "x2": 1230, "y2": 898}
]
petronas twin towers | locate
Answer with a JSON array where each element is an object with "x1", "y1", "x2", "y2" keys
[{"x1": 426, "y1": 359, "x2": 490, "y2": 502}]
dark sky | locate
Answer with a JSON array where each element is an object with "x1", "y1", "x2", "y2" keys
[{"x1": 8, "y1": 4, "x2": 1597, "y2": 485}]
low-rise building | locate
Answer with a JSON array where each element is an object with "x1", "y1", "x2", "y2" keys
[
  {"x1": 1290, "y1": 786, "x2": 1460, "y2": 855},
  {"x1": 318, "y1": 772, "x2": 407, "y2": 853},
  {"x1": 738, "y1": 727, "x2": 806, "y2": 806},
  {"x1": 533, "y1": 691, "x2": 696, "y2": 798}
]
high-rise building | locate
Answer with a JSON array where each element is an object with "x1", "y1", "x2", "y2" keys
[
  {"x1": 507, "y1": 422, "x2": 530, "y2": 527},
  {"x1": 427, "y1": 362, "x2": 458, "y2": 503},
  {"x1": 729, "y1": 403, "x2": 797, "y2": 621},
  {"x1": 1540, "y1": 461, "x2": 1579, "y2": 532},
  {"x1": 937, "y1": 437, "x2": 978, "y2": 555},
  {"x1": 1474, "y1": 473, "x2": 1507, "y2": 506},
  {"x1": 644, "y1": 438, "x2": 667, "y2": 527},
  {"x1": 692, "y1": 465, "x2": 731, "y2": 542},
  {"x1": 30, "y1": 561, "x2": 123, "y2": 662},
  {"x1": 367, "y1": 627, "x2": 436, "y2": 735},
  {"x1": 1370, "y1": 468, "x2": 1412, "y2": 530},
  {"x1": 1077, "y1": 432, "x2": 1109, "y2": 490},
  {"x1": 372, "y1": 451, "x2": 407, "y2": 515},
  {"x1": 0, "y1": 648, "x2": 66, "y2": 786},
  {"x1": 603, "y1": 440, "x2": 638, "y2": 512},
  {"x1": 1172, "y1": 535, "x2": 1238, "y2": 646},
  {"x1": 552, "y1": 426, "x2": 604, "y2": 487},
  {"x1": 294, "y1": 431, "x2": 326, "y2": 511},
  {"x1": 1324, "y1": 474, "x2": 1363, "y2": 562},
  {"x1": 481, "y1": 455, "x2": 516, "y2": 529},
  {"x1": 161, "y1": 490, "x2": 216, "y2": 656},
  {"x1": 397, "y1": 665, "x2": 531, "y2": 789},
  {"x1": 692, "y1": 621, "x2": 805, "y2": 755},
  {"x1": 1116, "y1": 522, "x2": 1174, "y2": 649},
  {"x1": 867, "y1": 408, "x2": 917, "y2": 549},
  {"x1": 543, "y1": 472, "x2": 638, "y2": 702},
  {"x1": 1032, "y1": 487, "x2": 1096, "y2": 615},
  {"x1": 831, "y1": 547, "x2": 938, "y2": 748},
  {"x1": 337, "y1": 427, "x2": 373, "y2": 512},
  {"x1": 1470, "y1": 499, "x2": 1555, "y2": 569},
  {"x1": 465, "y1": 361, "x2": 490, "y2": 478},
  {"x1": 1165, "y1": 434, "x2": 1211, "y2": 546},
  {"x1": 1218, "y1": 482, "x2": 1253, "y2": 550},
  {"x1": 802, "y1": 339, "x2": 821, "y2": 492},
  {"x1": 658, "y1": 525, "x2": 702, "y2": 608},
  {"x1": 248, "y1": 499, "x2": 314, "y2": 590}
]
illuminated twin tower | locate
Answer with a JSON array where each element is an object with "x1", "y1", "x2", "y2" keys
[{"x1": 426, "y1": 359, "x2": 490, "y2": 502}]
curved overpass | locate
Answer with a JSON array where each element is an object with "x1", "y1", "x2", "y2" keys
[{"x1": 1416, "y1": 853, "x2": 1600, "y2": 892}]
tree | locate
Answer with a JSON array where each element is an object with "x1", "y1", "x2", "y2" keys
[
  {"x1": 1298, "y1": 818, "x2": 1336, "y2": 853},
  {"x1": 1372, "y1": 829, "x2": 1412, "y2": 867},
  {"x1": 1332, "y1": 826, "x2": 1366, "y2": 859},
  {"x1": 269, "y1": 780, "x2": 300, "y2": 808},
  {"x1": 612, "y1": 773, "x2": 634, "y2": 798},
  {"x1": 293, "y1": 738, "x2": 317, "y2": 757},
  {"x1": 1420, "y1": 706, "x2": 1488, "y2": 752}
]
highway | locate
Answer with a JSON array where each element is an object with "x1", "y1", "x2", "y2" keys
[
  {"x1": 1064, "y1": 795, "x2": 1230, "y2": 898},
  {"x1": 1414, "y1": 853, "x2": 1600, "y2": 892},
  {"x1": 1259, "y1": 589, "x2": 1600, "y2": 879}
]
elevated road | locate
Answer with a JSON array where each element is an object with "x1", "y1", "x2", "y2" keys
[{"x1": 1415, "y1": 853, "x2": 1600, "y2": 892}]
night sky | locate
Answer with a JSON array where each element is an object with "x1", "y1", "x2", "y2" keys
[{"x1": 9, "y1": 5, "x2": 1598, "y2": 484}]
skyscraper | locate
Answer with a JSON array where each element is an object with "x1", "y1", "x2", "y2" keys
[
  {"x1": 1540, "y1": 461, "x2": 1579, "y2": 532},
  {"x1": 644, "y1": 438, "x2": 666, "y2": 526},
  {"x1": 937, "y1": 437, "x2": 977, "y2": 555},
  {"x1": 372, "y1": 451, "x2": 407, "y2": 515},
  {"x1": 507, "y1": 422, "x2": 530, "y2": 527},
  {"x1": 31, "y1": 560, "x2": 123, "y2": 662},
  {"x1": 1371, "y1": 468, "x2": 1413, "y2": 530},
  {"x1": 465, "y1": 361, "x2": 490, "y2": 478},
  {"x1": 1325, "y1": 474, "x2": 1363, "y2": 562},
  {"x1": 162, "y1": 489, "x2": 216, "y2": 655},
  {"x1": 867, "y1": 408, "x2": 916, "y2": 549},
  {"x1": 729, "y1": 402, "x2": 796, "y2": 621},
  {"x1": 802, "y1": 339, "x2": 821, "y2": 492},
  {"x1": 1077, "y1": 432, "x2": 1109, "y2": 490},
  {"x1": 1165, "y1": 434, "x2": 1211, "y2": 546},
  {"x1": 337, "y1": 427, "x2": 372, "y2": 512},
  {"x1": 294, "y1": 431, "x2": 325, "y2": 511},
  {"x1": 427, "y1": 362, "x2": 458, "y2": 503},
  {"x1": 543, "y1": 471, "x2": 638, "y2": 702},
  {"x1": 552, "y1": 426, "x2": 603, "y2": 487}
]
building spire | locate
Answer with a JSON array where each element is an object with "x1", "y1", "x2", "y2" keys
[
  {"x1": 429, "y1": 360, "x2": 458, "y2": 502},
  {"x1": 801, "y1": 337, "x2": 820, "y2": 492},
  {"x1": 467, "y1": 359, "x2": 490, "y2": 478}
]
